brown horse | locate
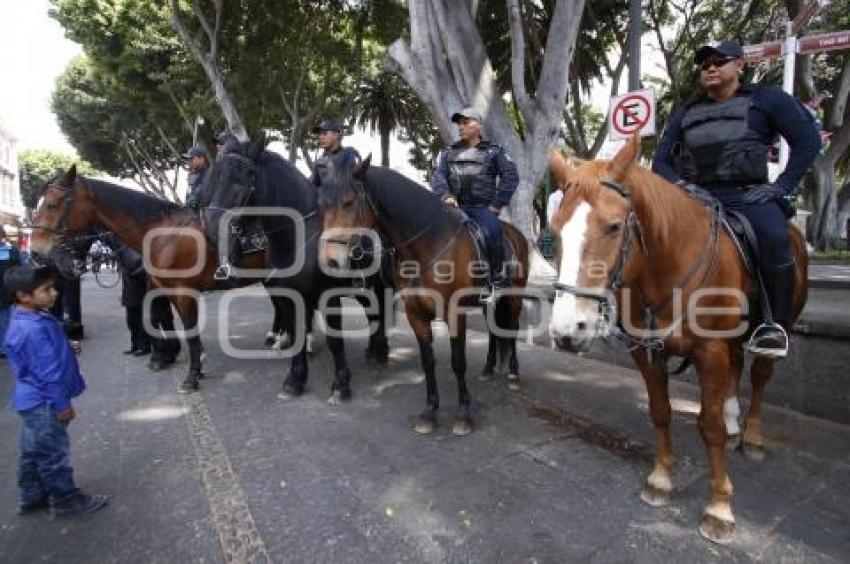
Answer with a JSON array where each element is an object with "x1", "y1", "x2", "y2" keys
[
  {"x1": 29, "y1": 166, "x2": 286, "y2": 393},
  {"x1": 547, "y1": 136, "x2": 807, "y2": 544},
  {"x1": 317, "y1": 156, "x2": 529, "y2": 436}
]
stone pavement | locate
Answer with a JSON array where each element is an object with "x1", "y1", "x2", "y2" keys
[{"x1": 0, "y1": 278, "x2": 848, "y2": 563}]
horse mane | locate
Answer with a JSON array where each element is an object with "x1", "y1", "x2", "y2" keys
[
  {"x1": 366, "y1": 166, "x2": 457, "y2": 238},
  {"x1": 221, "y1": 140, "x2": 316, "y2": 211},
  {"x1": 548, "y1": 149, "x2": 705, "y2": 248},
  {"x1": 81, "y1": 177, "x2": 184, "y2": 222}
]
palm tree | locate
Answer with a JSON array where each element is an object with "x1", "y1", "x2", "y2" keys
[{"x1": 351, "y1": 72, "x2": 420, "y2": 167}]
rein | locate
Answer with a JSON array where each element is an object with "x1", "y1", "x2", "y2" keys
[{"x1": 552, "y1": 177, "x2": 721, "y2": 356}]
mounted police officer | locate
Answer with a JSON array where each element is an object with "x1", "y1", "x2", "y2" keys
[
  {"x1": 183, "y1": 145, "x2": 210, "y2": 210},
  {"x1": 431, "y1": 107, "x2": 519, "y2": 303},
  {"x1": 652, "y1": 40, "x2": 821, "y2": 358},
  {"x1": 311, "y1": 119, "x2": 360, "y2": 187},
  {"x1": 214, "y1": 131, "x2": 239, "y2": 156}
]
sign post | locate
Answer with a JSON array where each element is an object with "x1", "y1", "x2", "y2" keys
[{"x1": 608, "y1": 89, "x2": 656, "y2": 141}]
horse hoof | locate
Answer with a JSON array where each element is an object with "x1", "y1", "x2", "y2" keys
[
  {"x1": 726, "y1": 434, "x2": 741, "y2": 451},
  {"x1": 452, "y1": 418, "x2": 473, "y2": 436},
  {"x1": 506, "y1": 374, "x2": 521, "y2": 391},
  {"x1": 639, "y1": 484, "x2": 670, "y2": 507},
  {"x1": 699, "y1": 513, "x2": 735, "y2": 545},
  {"x1": 327, "y1": 389, "x2": 351, "y2": 405},
  {"x1": 278, "y1": 382, "x2": 303, "y2": 399},
  {"x1": 178, "y1": 381, "x2": 199, "y2": 394},
  {"x1": 413, "y1": 417, "x2": 436, "y2": 435},
  {"x1": 742, "y1": 441, "x2": 766, "y2": 462}
]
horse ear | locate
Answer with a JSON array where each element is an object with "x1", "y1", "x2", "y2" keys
[
  {"x1": 353, "y1": 154, "x2": 372, "y2": 179},
  {"x1": 61, "y1": 164, "x2": 78, "y2": 186},
  {"x1": 608, "y1": 134, "x2": 640, "y2": 180},
  {"x1": 548, "y1": 148, "x2": 573, "y2": 189}
]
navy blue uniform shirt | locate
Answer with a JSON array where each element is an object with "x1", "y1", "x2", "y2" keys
[
  {"x1": 431, "y1": 141, "x2": 519, "y2": 208},
  {"x1": 653, "y1": 83, "x2": 821, "y2": 196}
]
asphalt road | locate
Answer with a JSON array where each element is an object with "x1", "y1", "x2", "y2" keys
[{"x1": 1, "y1": 277, "x2": 848, "y2": 563}]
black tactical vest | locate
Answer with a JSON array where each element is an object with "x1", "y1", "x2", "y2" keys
[
  {"x1": 446, "y1": 144, "x2": 498, "y2": 205},
  {"x1": 675, "y1": 93, "x2": 769, "y2": 187}
]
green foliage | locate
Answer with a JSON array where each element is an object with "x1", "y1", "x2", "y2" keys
[{"x1": 18, "y1": 149, "x2": 98, "y2": 208}]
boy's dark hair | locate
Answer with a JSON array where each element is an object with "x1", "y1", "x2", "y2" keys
[{"x1": 3, "y1": 265, "x2": 56, "y2": 303}]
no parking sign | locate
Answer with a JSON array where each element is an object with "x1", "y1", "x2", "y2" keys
[{"x1": 608, "y1": 89, "x2": 656, "y2": 141}]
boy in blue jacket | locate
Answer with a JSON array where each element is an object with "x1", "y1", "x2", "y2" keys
[{"x1": 3, "y1": 265, "x2": 109, "y2": 518}]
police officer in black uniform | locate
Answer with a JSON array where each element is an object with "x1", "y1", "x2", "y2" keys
[
  {"x1": 214, "y1": 131, "x2": 239, "y2": 156},
  {"x1": 113, "y1": 242, "x2": 151, "y2": 356},
  {"x1": 431, "y1": 107, "x2": 519, "y2": 303},
  {"x1": 183, "y1": 145, "x2": 210, "y2": 210},
  {"x1": 311, "y1": 119, "x2": 360, "y2": 187},
  {"x1": 653, "y1": 40, "x2": 821, "y2": 358}
]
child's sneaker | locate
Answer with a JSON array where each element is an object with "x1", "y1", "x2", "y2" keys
[
  {"x1": 51, "y1": 493, "x2": 110, "y2": 518},
  {"x1": 16, "y1": 497, "x2": 50, "y2": 515}
]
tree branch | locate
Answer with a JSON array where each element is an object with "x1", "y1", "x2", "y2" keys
[
  {"x1": 829, "y1": 55, "x2": 850, "y2": 130},
  {"x1": 537, "y1": 0, "x2": 586, "y2": 119},
  {"x1": 507, "y1": 0, "x2": 537, "y2": 129}
]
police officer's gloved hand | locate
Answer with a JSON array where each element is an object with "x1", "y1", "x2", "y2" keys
[
  {"x1": 741, "y1": 183, "x2": 786, "y2": 205},
  {"x1": 186, "y1": 195, "x2": 200, "y2": 211}
]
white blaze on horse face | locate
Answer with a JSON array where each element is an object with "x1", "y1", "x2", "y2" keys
[{"x1": 550, "y1": 201, "x2": 594, "y2": 338}]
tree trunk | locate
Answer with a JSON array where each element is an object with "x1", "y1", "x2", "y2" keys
[
  {"x1": 811, "y1": 157, "x2": 840, "y2": 249},
  {"x1": 169, "y1": 0, "x2": 248, "y2": 141},
  {"x1": 387, "y1": 0, "x2": 585, "y2": 241},
  {"x1": 380, "y1": 129, "x2": 391, "y2": 167}
]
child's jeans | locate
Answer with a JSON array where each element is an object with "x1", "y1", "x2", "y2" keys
[{"x1": 18, "y1": 404, "x2": 80, "y2": 505}]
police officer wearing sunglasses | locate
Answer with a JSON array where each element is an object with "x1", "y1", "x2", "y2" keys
[{"x1": 652, "y1": 40, "x2": 821, "y2": 359}]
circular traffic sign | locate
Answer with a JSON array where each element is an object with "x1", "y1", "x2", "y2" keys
[{"x1": 612, "y1": 93, "x2": 652, "y2": 136}]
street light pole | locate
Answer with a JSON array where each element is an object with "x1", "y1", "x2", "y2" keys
[{"x1": 628, "y1": 0, "x2": 642, "y2": 91}]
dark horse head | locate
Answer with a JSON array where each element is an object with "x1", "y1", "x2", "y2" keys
[
  {"x1": 198, "y1": 137, "x2": 318, "y2": 267},
  {"x1": 316, "y1": 153, "x2": 376, "y2": 270}
]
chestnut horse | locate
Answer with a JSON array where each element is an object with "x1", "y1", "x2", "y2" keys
[
  {"x1": 29, "y1": 166, "x2": 289, "y2": 393},
  {"x1": 547, "y1": 136, "x2": 807, "y2": 543},
  {"x1": 317, "y1": 156, "x2": 529, "y2": 436}
]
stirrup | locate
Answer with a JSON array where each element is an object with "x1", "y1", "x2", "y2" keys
[
  {"x1": 745, "y1": 322, "x2": 789, "y2": 359},
  {"x1": 480, "y1": 284, "x2": 501, "y2": 305},
  {"x1": 214, "y1": 262, "x2": 232, "y2": 280}
]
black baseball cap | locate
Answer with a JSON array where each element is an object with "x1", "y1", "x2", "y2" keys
[
  {"x1": 695, "y1": 40, "x2": 743, "y2": 65},
  {"x1": 312, "y1": 119, "x2": 343, "y2": 134},
  {"x1": 182, "y1": 145, "x2": 209, "y2": 159},
  {"x1": 214, "y1": 131, "x2": 238, "y2": 146}
]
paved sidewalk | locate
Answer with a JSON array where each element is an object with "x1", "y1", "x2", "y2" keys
[{"x1": 0, "y1": 279, "x2": 848, "y2": 562}]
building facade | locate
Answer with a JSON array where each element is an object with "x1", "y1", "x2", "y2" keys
[{"x1": 0, "y1": 119, "x2": 24, "y2": 226}]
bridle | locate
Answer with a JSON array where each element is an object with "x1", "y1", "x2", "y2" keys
[
  {"x1": 552, "y1": 178, "x2": 644, "y2": 335},
  {"x1": 551, "y1": 176, "x2": 721, "y2": 355}
]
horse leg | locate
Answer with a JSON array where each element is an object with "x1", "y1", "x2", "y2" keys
[
  {"x1": 280, "y1": 301, "x2": 311, "y2": 398},
  {"x1": 266, "y1": 291, "x2": 280, "y2": 346},
  {"x1": 364, "y1": 287, "x2": 390, "y2": 366},
  {"x1": 450, "y1": 315, "x2": 473, "y2": 436},
  {"x1": 632, "y1": 351, "x2": 675, "y2": 508},
  {"x1": 325, "y1": 295, "x2": 352, "y2": 405},
  {"x1": 480, "y1": 331, "x2": 497, "y2": 380},
  {"x1": 502, "y1": 295, "x2": 522, "y2": 391},
  {"x1": 409, "y1": 312, "x2": 438, "y2": 434},
  {"x1": 724, "y1": 348, "x2": 744, "y2": 450},
  {"x1": 741, "y1": 356, "x2": 774, "y2": 461},
  {"x1": 171, "y1": 293, "x2": 202, "y2": 394},
  {"x1": 693, "y1": 342, "x2": 736, "y2": 544}
]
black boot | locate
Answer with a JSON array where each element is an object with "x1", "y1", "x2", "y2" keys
[
  {"x1": 747, "y1": 261, "x2": 796, "y2": 358},
  {"x1": 480, "y1": 244, "x2": 505, "y2": 305},
  {"x1": 51, "y1": 493, "x2": 110, "y2": 518}
]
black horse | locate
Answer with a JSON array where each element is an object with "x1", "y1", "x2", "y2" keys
[{"x1": 198, "y1": 140, "x2": 392, "y2": 402}]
